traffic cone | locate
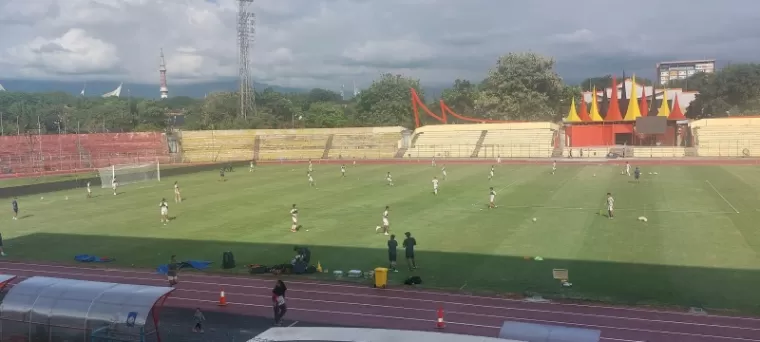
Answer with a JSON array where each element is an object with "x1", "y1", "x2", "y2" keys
[
  {"x1": 436, "y1": 307, "x2": 445, "y2": 329},
  {"x1": 218, "y1": 288, "x2": 227, "y2": 306},
  {"x1": 317, "y1": 261, "x2": 323, "y2": 273}
]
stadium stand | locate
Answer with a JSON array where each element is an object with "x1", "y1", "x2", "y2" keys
[
  {"x1": 692, "y1": 118, "x2": 760, "y2": 157},
  {"x1": 180, "y1": 127, "x2": 404, "y2": 162},
  {"x1": 0, "y1": 133, "x2": 169, "y2": 175},
  {"x1": 408, "y1": 122, "x2": 558, "y2": 158}
]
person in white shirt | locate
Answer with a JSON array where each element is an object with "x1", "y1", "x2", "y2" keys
[
  {"x1": 340, "y1": 165, "x2": 346, "y2": 178},
  {"x1": 489, "y1": 187, "x2": 497, "y2": 209},
  {"x1": 249, "y1": 160, "x2": 255, "y2": 172},
  {"x1": 86, "y1": 181, "x2": 92, "y2": 198},
  {"x1": 308, "y1": 159, "x2": 313, "y2": 173},
  {"x1": 174, "y1": 181, "x2": 182, "y2": 203},
  {"x1": 386, "y1": 172, "x2": 394, "y2": 186},
  {"x1": 308, "y1": 172, "x2": 316, "y2": 187},
  {"x1": 625, "y1": 162, "x2": 631, "y2": 176},
  {"x1": 606, "y1": 193, "x2": 615, "y2": 219},
  {"x1": 488, "y1": 166, "x2": 495, "y2": 180},
  {"x1": 376, "y1": 206, "x2": 390, "y2": 235},
  {"x1": 432, "y1": 177, "x2": 439, "y2": 195},
  {"x1": 552, "y1": 160, "x2": 557, "y2": 175},
  {"x1": 290, "y1": 204, "x2": 300, "y2": 232},
  {"x1": 497, "y1": 155, "x2": 502, "y2": 164},
  {"x1": 112, "y1": 178, "x2": 118, "y2": 196},
  {"x1": 160, "y1": 198, "x2": 169, "y2": 224},
  {"x1": 431, "y1": 158, "x2": 436, "y2": 167},
  {"x1": 441, "y1": 166, "x2": 447, "y2": 180}
]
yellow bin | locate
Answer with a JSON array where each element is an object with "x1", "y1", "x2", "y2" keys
[{"x1": 374, "y1": 267, "x2": 388, "y2": 288}]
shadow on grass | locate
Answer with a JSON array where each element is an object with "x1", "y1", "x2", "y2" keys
[{"x1": 5, "y1": 232, "x2": 760, "y2": 315}]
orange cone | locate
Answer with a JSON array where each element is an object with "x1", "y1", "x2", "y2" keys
[
  {"x1": 436, "y1": 307, "x2": 445, "y2": 329},
  {"x1": 218, "y1": 289, "x2": 227, "y2": 306}
]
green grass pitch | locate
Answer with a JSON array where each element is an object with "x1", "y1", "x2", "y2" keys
[{"x1": 3, "y1": 162, "x2": 760, "y2": 313}]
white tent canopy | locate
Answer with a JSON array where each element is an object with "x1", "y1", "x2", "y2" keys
[{"x1": 250, "y1": 327, "x2": 523, "y2": 342}]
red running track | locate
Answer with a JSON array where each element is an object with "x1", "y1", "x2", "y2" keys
[{"x1": 0, "y1": 261, "x2": 759, "y2": 342}]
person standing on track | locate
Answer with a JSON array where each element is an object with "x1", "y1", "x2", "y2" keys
[
  {"x1": 403, "y1": 232, "x2": 417, "y2": 271},
  {"x1": 272, "y1": 279, "x2": 288, "y2": 326}
]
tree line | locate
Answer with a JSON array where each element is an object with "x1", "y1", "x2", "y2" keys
[{"x1": 1, "y1": 52, "x2": 759, "y2": 135}]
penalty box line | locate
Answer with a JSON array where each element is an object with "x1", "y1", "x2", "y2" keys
[{"x1": 491, "y1": 204, "x2": 735, "y2": 215}]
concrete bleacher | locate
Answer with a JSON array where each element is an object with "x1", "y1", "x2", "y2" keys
[
  {"x1": 327, "y1": 127, "x2": 404, "y2": 159},
  {"x1": 692, "y1": 118, "x2": 760, "y2": 157},
  {"x1": 179, "y1": 127, "x2": 404, "y2": 162},
  {"x1": 408, "y1": 122, "x2": 558, "y2": 158}
]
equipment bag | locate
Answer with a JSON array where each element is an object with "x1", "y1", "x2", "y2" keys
[{"x1": 222, "y1": 251, "x2": 236, "y2": 269}]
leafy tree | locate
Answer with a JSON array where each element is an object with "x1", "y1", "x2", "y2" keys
[
  {"x1": 354, "y1": 73, "x2": 423, "y2": 127},
  {"x1": 685, "y1": 64, "x2": 760, "y2": 118},
  {"x1": 441, "y1": 79, "x2": 478, "y2": 118},
  {"x1": 305, "y1": 102, "x2": 347, "y2": 128}
]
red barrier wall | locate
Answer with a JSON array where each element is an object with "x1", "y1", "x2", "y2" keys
[{"x1": 0, "y1": 133, "x2": 170, "y2": 175}]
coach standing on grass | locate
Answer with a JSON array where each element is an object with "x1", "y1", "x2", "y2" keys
[{"x1": 403, "y1": 232, "x2": 417, "y2": 271}]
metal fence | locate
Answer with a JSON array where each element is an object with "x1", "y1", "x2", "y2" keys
[
  {"x1": 405, "y1": 144, "x2": 555, "y2": 159},
  {"x1": 0, "y1": 151, "x2": 175, "y2": 176}
]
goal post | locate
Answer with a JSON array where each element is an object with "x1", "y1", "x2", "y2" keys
[{"x1": 98, "y1": 162, "x2": 161, "y2": 188}]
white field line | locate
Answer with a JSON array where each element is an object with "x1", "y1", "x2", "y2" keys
[{"x1": 706, "y1": 180, "x2": 740, "y2": 214}]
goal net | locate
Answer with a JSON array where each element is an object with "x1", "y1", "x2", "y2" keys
[{"x1": 98, "y1": 162, "x2": 161, "y2": 188}]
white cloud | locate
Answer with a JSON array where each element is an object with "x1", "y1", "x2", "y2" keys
[{"x1": 0, "y1": 0, "x2": 759, "y2": 89}]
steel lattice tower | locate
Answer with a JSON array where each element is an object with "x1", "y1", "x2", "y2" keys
[{"x1": 237, "y1": 0, "x2": 256, "y2": 119}]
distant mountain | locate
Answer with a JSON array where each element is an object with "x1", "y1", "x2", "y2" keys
[{"x1": 0, "y1": 78, "x2": 306, "y2": 99}]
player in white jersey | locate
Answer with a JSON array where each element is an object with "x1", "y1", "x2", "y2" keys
[
  {"x1": 432, "y1": 177, "x2": 439, "y2": 195},
  {"x1": 441, "y1": 166, "x2": 447, "y2": 180},
  {"x1": 160, "y1": 198, "x2": 169, "y2": 225},
  {"x1": 174, "y1": 181, "x2": 182, "y2": 203},
  {"x1": 249, "y1": 160, "x2": 255, "y2": 172},
  {"x1": 386, "y1": 172, "x2": 394, "y2": 186},
  {"x1": 431, "y1": 158, "x2": 436, "y2": 167},
  {"x1": 290, "y1": 204, "x2": 301, "y2": 232},
  {"x1": 497, "y1": 155, "x2": 502, "y2": 164},
  {"x1": 112, "y1": 178, "x2": 118, "y2": 196},
  {"x1": 606, "y1": 192, "x2": 615, "y2": 219},
  {"x1": 86, "y1": 181, "x2": 92, "y2": 198},
  {"x1": 376, "y1": 206, "x2": 390, "y2": 235},
  {"x1": 308, "y1": 159, "x2": 313, "y2": 173},
  {"x1": 552, "y1": 160, "x2": 557, "y2": 175},
  {"x1": 488, "y1": 187, "x2": 497, "y2": 209},
  {"x1": 340, "y1": 164, "x2": 346, "y2": 178},
  {"x1": 353, "y1": 160, "x2": 356, "y2": 166},
  {"x1": 625, "y1": 162, "x2": 631, "y2": 176},
  {"x1": 488, "y1": 166, "x2": 495, "y2": 180},
  {"x1": 308, "y1": 172, "x2": 316, "y2": 187}
]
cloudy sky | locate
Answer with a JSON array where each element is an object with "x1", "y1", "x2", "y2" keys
[{"x1": 1, "y1": 0, "x2": 759, "y2": 90}]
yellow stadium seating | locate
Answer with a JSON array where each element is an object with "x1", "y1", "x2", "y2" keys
[
  {"x1": 180, "y1": 130, "x2": 257, "y2": 163},
  {"x1": 329, "y1": 133, "x2": 400, "y2": 159},
  {"x1": 408, "y1": 123, "x2": 558, "y2": 158},
  {"x1": 692, "y1": 118, "x2": 760, "y2": 157},
  {"x1": 258, "y1": 134, "x2": 329, "y2": 160}
]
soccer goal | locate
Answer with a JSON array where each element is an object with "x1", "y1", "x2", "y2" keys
[{"x1": 98, "y1": 162, "x2": 161, "y2": 188}]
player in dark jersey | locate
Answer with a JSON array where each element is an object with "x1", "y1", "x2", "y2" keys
[
  {"x1": 402, "y1": 232, "x2": 417, "y2": 271},
  {"x1": 219, "y1": 168, "x2": 225, "y2": 181},
  {"x1": 11, "y1": 197, "x2": 18, "y2": 220},
  {"x1": 634, "y1": 166, "x2": 641, "y2": 183},
  {"x1": 387, "y1": 234, "x2": 398, "y2": 272}
]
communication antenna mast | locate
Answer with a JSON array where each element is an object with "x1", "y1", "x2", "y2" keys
[{"x1": 237, "y1": 0, "x2": 256, "y2": 119}]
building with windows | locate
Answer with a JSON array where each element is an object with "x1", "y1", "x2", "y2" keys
[{"x1": 656, "y1": 59, "x2": 715, "y2": 85}]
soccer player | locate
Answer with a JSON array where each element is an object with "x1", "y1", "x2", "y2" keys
[
  {"x1": 308, "y1": 159, "x2": 313, "y2": 173},
  {"x1": 432, "y1": 177, "x2": 439, "y2": 195},
  {"x1": 489, "y1": 187, "x2": 496, "y2": 209},
  {"x1": 497, "y1": 155, "x2": 502, "y2": 164},
  {"x1": 606, "y1": 192, "x2": 615, "y2": 219},
  {"x1": 340, "y1": 164, "x2": 346, "y2": 178},
  {"x1": 308, "y1": 172, "x2": 316, "y2": 187},
  {"x1": 488, "y1": 165, "x2": 495, "y2": 180},
  {"x1": 174, "y1": 181, "x2": 182, "y2": 203},
  {"x1": 402, "y1": 232, "x2": 417, "y2": 270},
  {"x1": 11, "y1": 197, "x2": 18, "y2": 220},
  {"x1": 625, "y1": 162, "x2": 631, "y2": 176},
  {"x1": 219, "y1": 168, "x2": 225, "y2": 182},
  {"x1": 552, "y1": 160, "x2": 557, "y2": 175},
  {"x1": 112, "y1": 178, "x2": 118, "y2": 196},
  {"x1": 386, "y1": 172, "x2": 394, "y2": 186},
  {"x1": 290, "y1": 204, "x2": 300, "y2": 232},
  {"x1": 376, "y1": 206, "x2": 390, "y2": 235},
  {"x1": 634, "y1": 166, "x2": 641, "y2": 183},
  {"x1": 387, "y1": 234, "x2": 398, "y2": 272},
  {"x1": 86, "y1": 181, "x2": 92, "y2": 198},
  {"x1": 249, "y1": 159, "x2": 256, "y2": 172},
  {"x1": 441, "y1": 165, "x2": 447, "y2": 180},
  {"x1": 431, "y1": 157, "x2": 436, "y2": 167},
  {"x1": 160, "y1": 198, "x2": 169, "y2": 225}
]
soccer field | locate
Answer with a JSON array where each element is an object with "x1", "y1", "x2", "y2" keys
[{"x1": 3, "y1": 161, "x2": 760, "y2": 313}]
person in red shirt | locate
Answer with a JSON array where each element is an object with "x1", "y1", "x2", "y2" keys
[{"x1": 272, "y1": 280, "x2": 288, "y2": 326}]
